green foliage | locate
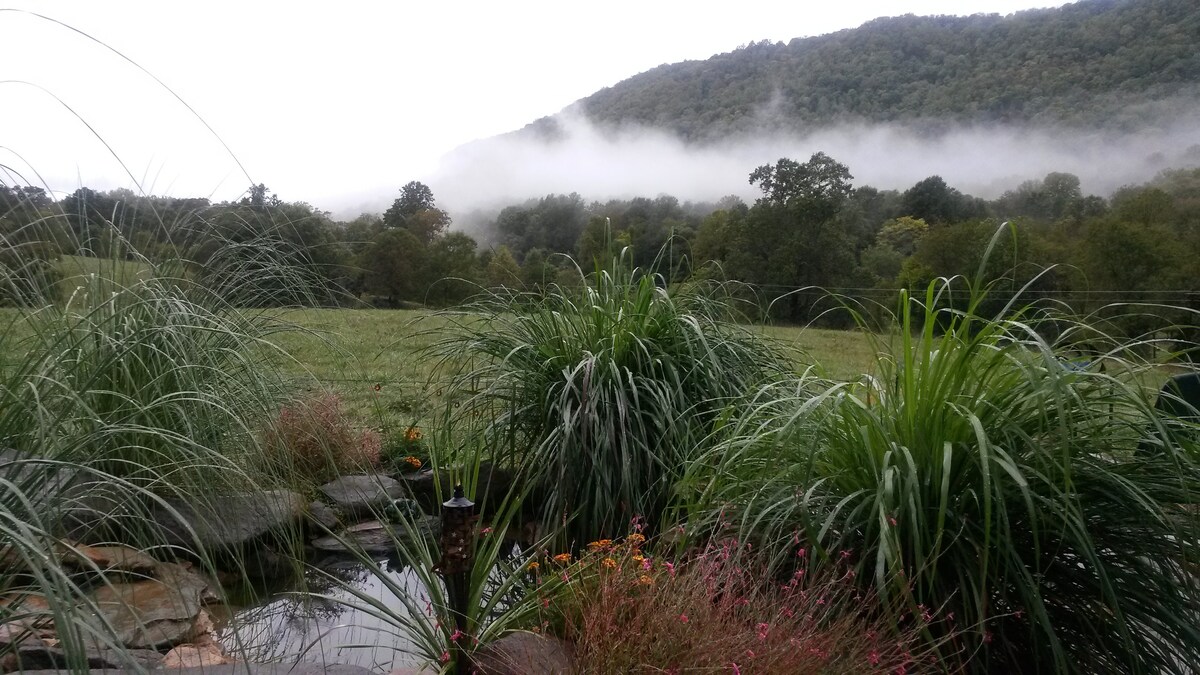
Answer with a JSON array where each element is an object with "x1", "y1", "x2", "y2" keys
[
  {"x1": 749, "y1": 152, "x2": 853, "y2": 208},
  {"x1": 575, "y1": 0, "x2": 1200, "y2": 138},
  {"x1": 360, "y1": 227, "x2": 427, "y2": 304},
  {"x1": 379, "y1": 424, "x2": 426, "y2": 475},
  {"x1": 707, "y1": 154, "x2": 859, "y2": 324},
  {"x1": 900, "y1": 176, "x2": 988, "y2": 225},
  {"x1": 432, "y1": 250, "x2": 789, "y2": 548},
  {"x1": 383, "y1": 181, "x2": 450, "y2": 246},
  {"x1": 496, "y1": 193, "x2": 589, "y2": 258},
  {"x1": 484, "y1": 245, "x2": 521, "y2": 288},
  {"x1": 692, "y1": 256, "x2": 1200, "y2": 672}
]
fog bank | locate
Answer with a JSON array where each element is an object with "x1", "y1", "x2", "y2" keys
[{"x1": 424, "y1": 110, "x2": 1200, "y2": 222}]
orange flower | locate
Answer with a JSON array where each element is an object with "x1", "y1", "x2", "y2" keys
[
  {"x1": 637, "y1": 574, "x2": 654, "y2": 585},
  {"x1": 631, "y1": 554, "x2": 645, "y2": 564},
  {"x1": 527, "y1": 561, "x2": 540, "y2": 572},
  {"x1": 627, "y1": 533, "x2": 646, "y2": 544},
  {"x1": 601, "y1": 557, "x2": 617, "y2": 569},
  {"x1": 553, "y1": 553, "x2": 572, "y2": 565},
  {"x1": 404, "y1": 456, "x2": 422, "y2": 469},
  {"x1": 404, "y1": 426, "x2": 422, "y2": 442}
]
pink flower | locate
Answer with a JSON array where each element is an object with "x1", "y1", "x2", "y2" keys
[
  {"x1": 796, "y1": 547, "x2": 807, "y2": 558},
  {"x1": 439, "y1": 651, "x2": 450, "y2": 664},
  {"x1": 679, "y1": 613, "x2": 689, "y2": 624},
  {"x1": 665, "y1": 561, "x2": 676, "y2": 578},
  {"x1": 756, "y1": 622, "x2": 769, "y2": 641},
  {"x1": 868, "y1": 650, "x2": 881, "y2": 665},
  {"x1": 480, "y1": 527, "x2": 493, "y2": 535},
  {"x1": 642, "y1": 557, "x2": 653, "y2": 571}
]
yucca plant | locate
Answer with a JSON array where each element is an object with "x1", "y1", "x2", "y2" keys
[
  {"x1": 691, "y1": 251, "x2": 1200, "y2": 672},
  {"x1": 429, "y1": 248, "x2": 788, "y2": 549}
]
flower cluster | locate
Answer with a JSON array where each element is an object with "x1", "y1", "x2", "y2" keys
[{"x1": 381, "y1": 424, "x2": 427, "y2": 474}]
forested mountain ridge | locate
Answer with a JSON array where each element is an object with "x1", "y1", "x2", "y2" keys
[{"x1": 526, "y1": 0, "x2": 1198, "y2": 140}]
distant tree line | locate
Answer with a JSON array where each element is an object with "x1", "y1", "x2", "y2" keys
[{"x1": 3, "y1": 157, "x2": 1198, "y2": 339}]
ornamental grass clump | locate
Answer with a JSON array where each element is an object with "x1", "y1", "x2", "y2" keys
[
  {"x1": 695, "y1": 249, "x2": 1200, "y2": 672},
  {"x1": 543, "y1": 535, "x2": 929, "y2": 674},
  {"x1": 4, "y1": 264, "x2": 294, "y2": 494},
  {"x1": 431, "y1": 249, "x2": 788, "y2": 549}
]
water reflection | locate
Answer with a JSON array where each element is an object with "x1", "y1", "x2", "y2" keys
[{"x1": 217, "y1": 555, "x2": 431, "y2": 673}]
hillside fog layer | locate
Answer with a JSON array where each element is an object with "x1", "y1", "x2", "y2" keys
[{"x1": 430, "y1": 110, "x2": 1200, "y2": 217}]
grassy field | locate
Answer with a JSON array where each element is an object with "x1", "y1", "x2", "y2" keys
[
  {"x1": 271, "y1": 308, "x2": 880, "y2": 433},
  {"x1": 3, "y1": 256, "x2": 881, "y2": 436}
]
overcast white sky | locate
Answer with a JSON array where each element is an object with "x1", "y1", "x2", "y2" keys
[{"x1": 0, "y1": 1, "x2": 1075, "y2": 214}]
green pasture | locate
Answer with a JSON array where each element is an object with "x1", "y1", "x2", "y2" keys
[{"x1": 271, "y1": 308, "x2": 878, "y2": 433}]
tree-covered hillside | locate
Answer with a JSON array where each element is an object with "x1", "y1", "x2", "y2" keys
[{"x1": 535, "y1": 0, "x2": 1198, "y2": 140}]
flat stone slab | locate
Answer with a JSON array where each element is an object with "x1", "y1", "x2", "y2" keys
[
  {"x1": 318, "y1": 474, "x2": 406, "y2": 518},
  {"x1": 84, "y1": 562, "x2": 217, "y2": 649},
  {"x1": 61, "y1": 543, "x2": 159, "y2": 577},
  {"x1": 310, "y1": 517, "x2": 439, "y2": 554},
  {"x1": 155, "y1": 490, "x2": 306, "y2": 553}
]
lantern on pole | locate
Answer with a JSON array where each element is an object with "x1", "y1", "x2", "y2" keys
[{"x1": 438, "y1": 483, "x2": 475, "y2": 673}]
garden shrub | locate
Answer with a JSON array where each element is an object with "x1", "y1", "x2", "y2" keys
[{"x1": 262, "y1": 391, "x2": 381, "y2": 483}]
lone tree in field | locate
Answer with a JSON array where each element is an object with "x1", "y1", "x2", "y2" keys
[{"x1": 384, "y1": 181, "x2": 449, "y2": 245}]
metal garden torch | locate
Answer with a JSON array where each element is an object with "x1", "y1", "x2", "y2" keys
[{"x1": 438, "y1": 483, "x2": 475, "y2": 674}]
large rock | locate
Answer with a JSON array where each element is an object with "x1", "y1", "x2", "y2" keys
[
  {"x1": 306, "y1": 500, "x2": 341, "y2": 531},
  {"x1": 470, "y1": 632, "x2": 575, "y2": 675},
  {"x1": 83, "y1": 562, "x2": 217, "y2": 649},
  {"x1": 310, "y1": 517, "x2": 439, "y2": 554},
  {"x1": 318, "y1": 475, "x2": 406, "y2": 518},
  {"x1": 154, "y1": 490, "x2": 306, "y2": 554}
]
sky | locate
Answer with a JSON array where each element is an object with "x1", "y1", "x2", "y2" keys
[{"x1": 0, "y1": 1, "x2": 1082, "y2": 216}]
